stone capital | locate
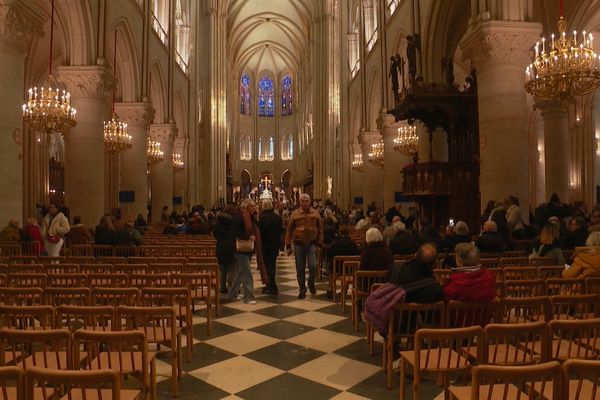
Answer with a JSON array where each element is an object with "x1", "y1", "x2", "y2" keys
[
  {"x1": 460, "y1": 20, "x2": 541, "y2": 70},
  {"x1": 149, "y1": 123, "x2": 177, "y2": 144},
  {"x1": 0, "y1": 0, "x2": 44, "y2": 52},
  {"x1": 358, "y1": 130, "x2": 382, "y2": 150},
  {"x1": 173, "y1": 137, "x2": 186, "y2": 152},
  {"x1": 55, "y1": 65, "x2": 116, "y2": 99},
  {"x1": 376, "y1": 112, "x2": 398, "y2": 135},
  {"x1": 114, "y1": 102, "x2": 155, "y2": 126},
  {"x1": 534, "y1": 99, "x2": 567, "y2": 120}
]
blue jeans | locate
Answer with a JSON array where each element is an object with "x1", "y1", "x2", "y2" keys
[
  {"x1": 294, "y1": 243, "x2": 317, "y2": 291},
  {"x1": 229, "y1": 253, "x2": 255, "y2": 302}
]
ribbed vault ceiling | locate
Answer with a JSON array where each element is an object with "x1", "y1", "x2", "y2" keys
[{"x1": 227, "y1": 0, "x2": 314, "y2": 76}]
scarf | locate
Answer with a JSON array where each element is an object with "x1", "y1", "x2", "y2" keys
[{"x1": 242, "y1": 209, "x2": 268, "y2": 285}]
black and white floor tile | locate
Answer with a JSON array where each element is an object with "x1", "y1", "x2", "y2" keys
[{"x1": 155, "y1": 255, "x2": 443, "y2": 400}]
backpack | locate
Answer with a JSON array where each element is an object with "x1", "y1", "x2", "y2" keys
[{"x1": 362, "y1": 277, "x2": 438, "y2": 335}]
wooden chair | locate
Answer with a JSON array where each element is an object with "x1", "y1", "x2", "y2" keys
[
  {"x1": 92, "y1": 245, "x2": 114, "y2": 257},
  {"x1": 114, "y1": 245, "x2": 138, "y2": 258},
  {"x1": 157, "y1": 257, "x2": 186, "y2": 264},
  {"x1": 138, "y1": 246, "x2": 160, "y2": 258},
  {"x1": 0, "y1": 287, "x2": 43, "y2": 306},
  {"x1": 445, "y1": 300, "x2": 498, "y2": 329},
  {"x1": 129, "y1": 274, "x2": 171, "y2": 288},
  {"x1": 479, "y1": 258, "x2": 500, "y2": 268},
  {"x1": 96, "y1": 257, "x2": 127, "y2": 265},
  {"x1": 44, "y1": 287, "x2": 91, "y2": 306},
  {"x1": 502, "y1": 279, "x2": 545, "y2": 298},
  {"x1": 563, "y1": 359, "x2": 600, "y2": 400},
  {"x1": 88, "y1": 273, "x2": 129, "y2": 288},
  {"x1": 385, "y1": 301, "x2": 446, "y2": 388},
  {"x1": 351, "y1": 270, "x2": 387, "y2": 331},
  {"x1": 56, "y1": 305, "x2": 115, "y2": 332},
  {"x1": 550, "y1": 294, "x2": 600, "y2": 320},
  {"x1": 114, "y1": 263, "x2": 148, "y2": 275},
  {"x1": 399, "y1": 326, "x2": 483, "y2": 400},
  {"x1": 46, "y1": 273, "x2": 88, "y2": 288},
  {"x1": 585, "y1": 276, "x2": 600, "y2": 294},
  {"x1": 92, "y1": 287, "x2": 140, "y2": 307},
  {"x1": 0, "y1": 305, "x2": 54, "y2": 330},
  {"x1": 8, "y1": 264, "x2": 45, "y2": 274},
  {"x1": 181, "y1": 263, "x2": 219, "y2": 317},
  {"x1": 499, "y1": 296, "x2": 550, "y2": 323},
  {"x1": 0, "y1": 329, "x2": 72, "y2": 371},
  {"x1": 0, "y1": 244, "x2": 20, "y2": 257},
  {"x1": 341, "y1": 260, "x2": 360, "y2": 313},
  {"x1": 64, "y1": 256, "x2": 94, "y2": 264},
  {"x1": 433, "y1": 268, "x2": 451, "y2": 284},
  {"x1": 141, "y1": 287, "x2": 193, "y2": 362},
  {"x1": 498, "y1": 257, "x2": 530, "y2": 268},
  {"x1": 69, "y1": 244, "x2": 93, "y2": 257},
  {"x1": 45, "y1": 263, "x2": 79, "y2": 274},
  {"x1": 117, "y1": 306, "x2": 180, "y2": 396},
  {"x1": 0, "y1": 274, "x2": 7, "y2": 287},
  {"x1": 449, "y1": 361, "x2": 563, "y2": 400},
  {"x1": 503, "y1": 266, "x2": 538, "y2": 281},
  {"x1": 545, "y1": 278, "x2": 585, "y2": 296},
  {"x1": 7, "y1": 273, "x2": 46, "y2": 289},
  {"x1": 128, "y1": 257, "x2": 151, "y2": 264},
  {"x1": 171, "y1": 273, "x2": 211, "y2": 335},
  {"x1": 330, "y1": 256, "x2": 360, "y2": 302},
  {"x1": 467, "y1": 321, "x2": 548, "y2": 366},
  {"x1": 537, "y1": 265, "x2": 565, "y2": 279},
  {"x1": 80, "y1": 263, "x2": 113, "y2": 274},
  {"x1": 74, "y1": 330, "x2": 155, "y2": 400},
  {"x1": 146, "y1": 263, "x2": 181, "y2": 274},
  {"x1": 24, "y1": 366, "x2": 140, "y2": 400},
  {"x1": 545, "y1": 318, "x2": 600, "y2": 362},
  {"x1": 0, "y1": 366, "x2": 22, "y2": 400},
  {"x1": 531, "y1": 256, "x2": 559, "y2": 267}
]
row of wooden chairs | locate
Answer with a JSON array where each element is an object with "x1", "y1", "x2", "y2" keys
[
  {"x1": 399, "y1": 319, "x2": 600, "y2": 400},
  {"x1": 0, "y1": 366, "x2": 140, "y2": 400},
  {"x1": 2, "y1": 255, "x2": 218, "y2": 265},
  {"x1": 382, "y1": 300, "x2": 600, "y2": 389},
  {"x1": 68, "y1": 244, "x2": 215, "y2": 258}
]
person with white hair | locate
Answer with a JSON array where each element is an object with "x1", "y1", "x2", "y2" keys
[
  {"x1": 442, "y1": 220, "x2": 471, "y2": 252},
  {"x1": 285, "y1": 193, "x2": 323, "y2": 299},
  {"x1": 358, "y1": 227, "x2": 393, "y2": 276},
  {"x1": 475, "y1": 220, "x2": 507, "y2": 253},
  {"x1": 382, "y1": 216, "x2": 403, "y2": 246}
]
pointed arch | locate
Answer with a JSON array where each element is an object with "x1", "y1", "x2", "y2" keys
[
  {"x1": 240, "y1": 72, "x2": 251, "y2": 115},
  {"x1": 111, "y1": 19, "x2": 140, "y2": 102},
  {"x1": 149, "y1": 62, "x2": 167, "y2": 123}
]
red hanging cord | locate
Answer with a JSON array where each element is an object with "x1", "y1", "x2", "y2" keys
[
  {"x1": 49, "y1": 0, "x2": 55, "y2": 76},
  {"x1": 560, "y1": 0, "x2": 564, "y2": 18},
  {"x1": 112, "y1": 29, "x2": 117, "y2": 114}
]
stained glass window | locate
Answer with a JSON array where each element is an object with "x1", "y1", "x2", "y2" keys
[
  {"x1": 240, "y1": 74, "x2": 251, "y2": 115},
  {"x1": 258, "y1": 76, "x2": 274, "y2": 117},
  {"x1": 281, "y1": 75, "x2": 293, "y2": 116}
]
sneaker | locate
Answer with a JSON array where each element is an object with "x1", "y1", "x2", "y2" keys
[
  {"x1": 247, "y1": 300, "x2": 257, "y2": 305},
  {"x1": 298, "y1": 291, "x2": 306, "y2": 299}
]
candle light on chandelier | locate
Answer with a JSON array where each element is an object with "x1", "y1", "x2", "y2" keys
[
  {"x1": 368, "y1": 139, "x2": 384, "y2": 167},
  {"x1": 172, "y1": 153, "x2": 184, "y2": 171},
  {"x1": 352, "y1": 153, "x2": 364, "y2": 172},
  {"x1": 393, "y1": 125, "x2": 418, "y2": 156},
  {"x1": 147, "y1": 139, "x2": 164, "y2": 165}
]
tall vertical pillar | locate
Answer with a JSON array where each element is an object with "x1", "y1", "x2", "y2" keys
[
  {"x1": 535, "y1": 100, "x2": 570, "y2": 202},
  {"x1": 0, "y1": 0, "x2": 42, "y2": 224},
  {"x1": 149, "y1": 123, "x2": 176, "y2": 218},
  {"x1": 114, "y1": 102, "x2": 154, "y2": 219},
  {"x1": 359, "y1": 129, "x2": 384, "y2": 209},
  {"x1": 56, "y1": 65, "x2": 114, "y2": 226},
  {"x1": 461, "y1": 21, "x2": 541, "y2": 217}
]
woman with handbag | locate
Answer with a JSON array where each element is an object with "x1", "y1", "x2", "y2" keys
[
  {"x1": 41, "y1": 203, "x2": 70, "y2": 256},
  {"x1": 229, "y1": 199, "x2": 264, "y2": 304}
]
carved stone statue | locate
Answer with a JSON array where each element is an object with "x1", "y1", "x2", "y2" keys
[
  {"x1": 406, "y1": 35, "x2": 419, "y2": 85},
  {"x1": 389, "y1": 56, "x2": 400, "y2": 95},
  {"x1": 327, "y1": 176, "x2": 333, "y2": 197}
]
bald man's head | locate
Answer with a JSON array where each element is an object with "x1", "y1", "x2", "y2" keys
[{"x1": 416, "y1": 243, "x2": 438, "y2": 266}]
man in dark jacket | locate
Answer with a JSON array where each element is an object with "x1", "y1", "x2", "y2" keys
[
  {"x1": 259, "y1": 200, "x2": 284, "y2": 294},
  {"x1": 475, "y1": 220, "x2": 507, "y2": 254},
  {"x1": 389, "y1": 228, "x2": 419, "y2": 255},
  {"x1": 388, "y1": 243, "x2": 443, "y2": 303},
  {"x1": 417, "y1": 218, "x2": 442, "y2": 250},
  {"x1": 114, "y1": 221, "x2": 143, "y2": 246},
  {"x1": 563, "y1": 216, "x2": 588, "y2": 249},
  {"x1": 327, "y1": 225, "x2": 360, "y2": 298},
  {"x1": 212, "y1": 206, "x2": 238, "y2": 293}
]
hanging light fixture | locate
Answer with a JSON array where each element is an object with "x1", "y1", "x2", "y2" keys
[
  {"x1": 172, "y1": 153, "x2": 184, "y2": 170},
  {"x1": 352, "y1": 153, "x2": 363, "y2": 172},
  {"x1": 104, "y1": 29, "x2": 132, "y2": 154},
  {"x1": 22, "y1": 0, "x2": 76, "y2": 134},
  {"x1": 368, "y1": 139, "x2": 384, "y2": 167},
  {"x1": 525, "y1": 0, "x2": 600, "y2": 103},
  {"x1": 393, "y1": 125, "x2": 418, "y2": 156},
  {"x1": 147, "y1": 138, "x2": 164, "y2": 165}
]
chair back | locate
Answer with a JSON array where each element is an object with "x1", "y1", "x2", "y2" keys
[
  {"x1": 0, "y1": 287, "x2": 43, "y2": 306},
  {"x1": 56, "y1": 305, "x2": 115, "y2": 332},
  {"x1": 548, "y1": 318, "x2": 600, "y2": 361},
  {"x1": 388, "y1": 301, "x2": 445, "y2": 350},
  {"x1": 545, "y1": 278, "x2": 585, "y2": 296},
  {"x1": 46, "y1": 273, "x2": 87, "y2": 288},
  {"x1": 500, "y1": 296, "x2": 550, "y2": 324},
  {"x1": 483, "y1": 321, "x2": 548, "y2": 365},
  {"x1": 91, "y1": 287, "x2": 140, "y2": 307},
  {"x1": 550, "y1": 295, "x2": 600, "y2": 320},
  {"x1": 563, "y1": 359, "x2": 600, "y2": 400},
  {"x1": 0, "y1": 305, "x2": 54, "y2": 330},
  {"x1": 0, "y1": 329, "x2": 72, "y2": 370},
  {"x1": 0, "y1": 366, "x2": 22, "y2": 400},
  {"x1": 502, "y1": 279, "x2": 545, "y2": 298},
  {"x1": 25, "y1": 367, "x2": 124, "y2": 400},
  {"x1": 353, "y1": 270, "x2": 387, "y2": 294},
  {"x1": 45, "y1": 287, "x2": 91, "y2": 306},
  {"x1": 537, "y1": 266, "x2": 564, "y2": 279},
  {"x1": 414, "y1": 326, "x2": 482, "y2": 372},
  {"x1": 446, "y1": 300, "x2": 498, "y2": 328},
  {"x1": 88, "y1": 273, "x2": 129, "y2": 288},
  {"x1": 503, "y1": 267, "x2": 538, "y2": 281},
  {"x1": 498, "y1": 257, "x2": 530, "y2": 268}
]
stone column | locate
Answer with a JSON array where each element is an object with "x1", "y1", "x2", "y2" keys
[
  {"x1": 0, "y1": 0, "x2": 42, "y2": 224},
  {"x1": 359, "y1": 129, "x2": 384, "y2": 210},
  {"x1": 56, "y1": 65, "x2": 114, "y2": 226},
  {"x1": 535, "y1": 100, "x2": 569, "y2": 202},
  {"x1": 149, "y1": 123, "x2": 176, "y2": 219},
  {"x1": 114, "y1": 102, "x2": 154, "y2": 219},
  {"x1": 379, "y1": 113, "x2": 410, "y2": 211},
  {"x1": 460, "y1": 21, "x2": 541, "y2": 217}
]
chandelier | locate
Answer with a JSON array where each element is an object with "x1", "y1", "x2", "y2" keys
[
  {"x1": 352, "y1": 153, "x2": 363, "y2": 172},
  {"x1": 172, "y1": 153, "x2": 184, "y2": 170},
  {"x1": 393, "y1": 125, "x2": 418, "y2": 156},
  {"x1": 525, "y1": 0, "x2": 600, "y2": 102},
  {"x1": 22, "y1": 0, "x2": 76, "y2": 134},
  {"x1": 147, "y1": 139, "x2": 164, "y2": 165},
  {"x1": 368, "y1": 139, "x2": 384, "y2": 166},
  {"x1": 103, "y1": 30, "x2": 131, "y2": 154}
]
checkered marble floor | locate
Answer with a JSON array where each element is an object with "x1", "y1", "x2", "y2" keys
[{"x1": 156, "y1": 255, "x2": 443, "y2": 400}]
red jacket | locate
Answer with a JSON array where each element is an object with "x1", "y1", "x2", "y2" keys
[{"x1": 443, "y1": 268, "x2": 496, "y2": 303}]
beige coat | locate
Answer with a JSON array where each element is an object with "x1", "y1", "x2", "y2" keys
[
  {"x1": 41, "y1": 212, "x2": 70, "y2": 239},
  {"x1": 562, "y1": 251, "x2": 600, "y2": 279}
]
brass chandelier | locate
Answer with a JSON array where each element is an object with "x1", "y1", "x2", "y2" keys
[
  {"x1": 22, "y1": 0, "x2": 76, "y2": 134},
  {"x1": 351, "y1": 153, "x2": 363, "y2": 172},
  {"x1": 525, "y1": 0, "x2": 600, "y2": 102},
  {"x1": 368, "y1": 139, "x2": 384, "y2": 167},
  {"x1": 147, "y1": 139, "x2": 164, "y2": 165},
  {"x1": 104, "y1": 30, "x2": 132, "y2": 154},
  {"x1": 393, "y1": 125, "x2": 418, "y2": 156},
  {"x1": 172, "y1": 153, "x2": 184, "y2": 171}
]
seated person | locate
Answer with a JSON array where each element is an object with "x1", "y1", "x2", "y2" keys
[
  {"x1": 529, "y1": 222, "x2": 565, "y2": 265},
  {"x1": 417, "y1": 218, "x2": 442, "y2": 250},
  {"x1": 562, "y1": 232, "x2": 600, "y2": 279},
  {"x1": 360, "y1": 228, "x2": 393, "y2": 271},
  {"x1": 442, "y1": 221, "x2": 471, "y2": 253},
  {"x1": 388, "y1": 243, "x2": 443, "y2": 303},
  {"x1": 563, "y1": 216, "x2": 588, "y2": 249},
  {"x1": 115, "y1": 220, "x2": 143, "y2": 246},
  {"x1": 476, "y1": 220, "x2": 507, "y2": 254},
  {"x1": 327, "y1": 226, "x2": 360, "y2": 298},
  {"x1": 443, "y1": 243, "x2": 496, "y2": 303},
  {"x1": 66, "y1": 215, "x2": 92, "y2": 244},
  {"x1": 0, "y1": 219, "x2": 22, "y2": 242},
  {"x1": 94, "y1": 215, "x2": 116, "y2": 245},
  {"x1": 389, "y1": 223, "x2": 419, "y2": 255}
]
